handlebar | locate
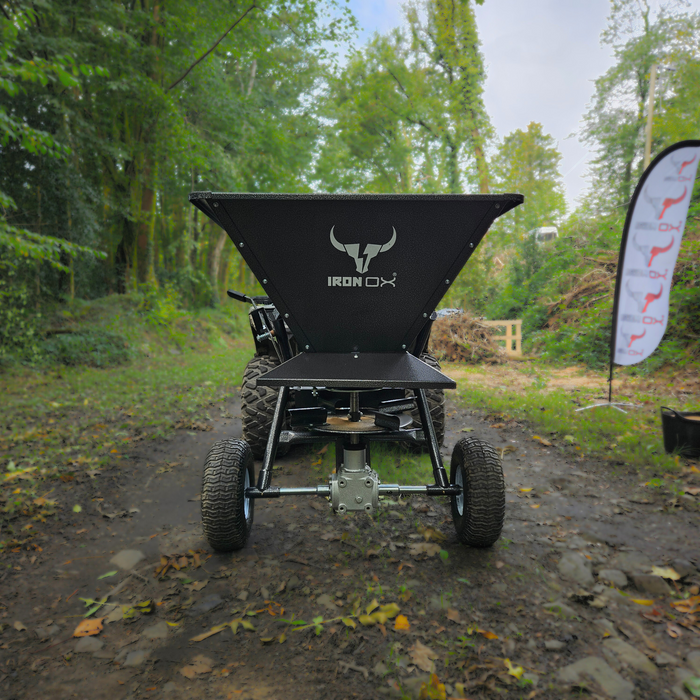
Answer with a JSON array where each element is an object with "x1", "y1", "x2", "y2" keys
[{"x1": 227, "y1": 290, "x2": 272, "y2": 306}]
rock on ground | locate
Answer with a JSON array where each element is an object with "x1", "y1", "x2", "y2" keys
[
  {"x1": 631, "y1": 574, "x2": 671, "y2": 596},
  {"x1": 74, "y1": 636, "x2": 104, "y2": 653},
  {"x1": 603, "y1": 638, "x2": 658, "y2": 676},
  {"x1": 613, "y1": 551, "x2": 651, "y2": 574},
  {"x1": 558, "y1": 552, "x2": 594, "y2": 586},
  {"x1": 558, "y1": 656, "x2": 635, "y2": 700},
  {"x1": 598, "y1": 569, "x2": 628, "y2": 588},
  {"x1": 109, "y1": 549, "x2": 145, "y2": 571}
]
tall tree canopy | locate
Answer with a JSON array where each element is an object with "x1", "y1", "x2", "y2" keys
[
  {"x1": 580, "y1": 0, "x2": 700, "y2": 209},
  {"x1": 315, "y1": 0, "x2": 491, "y2": 195},
  {"x1": 0, "y1": 0, "x2": 354, "y2": 301}
]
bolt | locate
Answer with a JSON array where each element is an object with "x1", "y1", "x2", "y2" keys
[
  {"x1": 213, "y1": 202, "x2": 219, "y2": 207},
  {"x1": 445, "y1": 279, "x2": 450, "y2": 284},
  {"x1": 239, "y1": 242, "x2": 244, "y2": 248},
  {"x1": 469, "y1": 243, "x2": 474, "y2": 248},
  {"x1": 401, "y1": 344, "x2": 406, "y2": 350},
  {"x1": 305, "y1": 345, "x2": 310, "y2": 350},
  {"x1": 262, "y1": 279, "x2": 267, "y2": 284},
  {"x1": 353, "y1": 353, "x2": 359, "y2": 359},
  {"x1": 284, "y1": 313, "x2": 289, "y2": 319},
  {"x1": 354, "y1": 495, "x2": 363, "y2": 504},
  {"x1": 423, "y1": 313, "x2": 427, "y2": 318},
  {"x1": 495, "y1": 203, "x2": 501, "y2": 208}
]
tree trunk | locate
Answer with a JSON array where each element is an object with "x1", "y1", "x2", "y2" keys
[
  {"x1": 472, "y1": 127, "x2": 490, "y2": 193},
  {"x1": 207, "y1": 227, "x2": 228, "y2": 306}
]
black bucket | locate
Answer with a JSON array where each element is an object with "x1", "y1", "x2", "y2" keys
[{"x1": 661, "y1": 407, "x2": 700, "y2": 458}]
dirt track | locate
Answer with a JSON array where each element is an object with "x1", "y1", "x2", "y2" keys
[{"x1": 2, "y1": 392, "x2": 700, "y2": 700}]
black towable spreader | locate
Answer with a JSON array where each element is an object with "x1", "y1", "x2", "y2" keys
[{"x1": 189, "y1": 192, "x2": 523, "y2": 552}]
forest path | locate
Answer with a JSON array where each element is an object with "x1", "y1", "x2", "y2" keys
[{"x1": 3, "y1": 393, "x2": 700, "y2": 700}]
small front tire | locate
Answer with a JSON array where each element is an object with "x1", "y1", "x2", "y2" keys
[
  {"x1": 201, "y1": 439, "x2": 255, "y2": 552},
  {"x1": 450, "y1": 437, "x2": 505, "y2": 547}
]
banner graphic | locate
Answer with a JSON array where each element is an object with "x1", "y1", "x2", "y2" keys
[{"x1": 611, "y1": 141, "x2": 700, "y2": 366}]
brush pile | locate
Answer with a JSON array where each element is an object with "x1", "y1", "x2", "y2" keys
[
  {"x1": 429, "y1": 312, "x2": 506, "y2": 364},
  {"x1": 543, "y1": 251, "x2": 617, "y2": 331}
]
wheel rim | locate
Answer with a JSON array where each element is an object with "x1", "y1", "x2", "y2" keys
[
  {"x1": 244, "y1": 468, "x2": 251, "y2": 521},
  {"x1": 455, "y1": 467, "x2": 464, "y2": 516}
]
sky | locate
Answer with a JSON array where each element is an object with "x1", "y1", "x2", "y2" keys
[{"x1": 345, "y1": 0, "x2": 700, "y2": 209}]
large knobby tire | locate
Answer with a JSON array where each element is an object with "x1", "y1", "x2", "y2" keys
[
  {"x1": 450, "y1": 437, "x2": 505, "y2": 547},
  {"x1": 201, "y1": 439, "x2": 255, "y2": 552},
  {"x1": 408, "y1": 353, "x2": 446, "y2": 447},
  {"x1": 241, "y1": 354, "x2": 289, "y2": 460}
]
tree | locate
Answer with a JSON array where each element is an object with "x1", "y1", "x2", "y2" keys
[
  {"x1": 489, "y1": 122, "x2": 566, "y2": 243},
  {"x1": 580, "y1": 0, "x2": 699, "y2": 208},
  {"x1": 450, "y1": 123, "x2": 566, "y2": 315},
  {"x1": 315, "y1": 0, "x2": 491, "y2": 194}
]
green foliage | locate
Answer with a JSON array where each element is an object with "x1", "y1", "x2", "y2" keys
[
  {"x1": 39, "y1": 330, "x2": 131, "y2": 368},
  {"x1": 0, "y1": 262, "x2": 42, "y2": 364},
  {"x1": 580, "y1": 1, "x2": 700, "y2": 208},
  {"x1": 315, "y1": 0, "x2": 491, "y2": 194},
  {"x1": 489, "y1": 122, "x2": 567, "y2": 243}
]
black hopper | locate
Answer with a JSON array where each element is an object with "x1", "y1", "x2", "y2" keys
[{"x1": 190, "y1": 192, "x2": 523, "y2": 553}]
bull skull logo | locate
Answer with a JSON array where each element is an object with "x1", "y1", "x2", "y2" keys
[{"x1": 329, "y1": 226, "x2": 397, "y2": 273}]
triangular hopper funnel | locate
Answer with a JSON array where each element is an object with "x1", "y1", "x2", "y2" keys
[{"x1": 190, "y1": 193, "x2": 522, "y2": 353}]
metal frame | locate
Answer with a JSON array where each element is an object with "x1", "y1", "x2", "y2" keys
[{"x1": 244, "y1": 383, "x2": 459, "y2": 501}]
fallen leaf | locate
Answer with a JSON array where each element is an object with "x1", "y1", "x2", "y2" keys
[
  {"x1": 630, "y1": 598, "x2": 655, "y2": 606},
  {"x1": 185, "y1": 580, "x2": 208, "y2": 592},
  {"x1": 651, "y1": 566, "x2": 681, "y2": 581},
  {"x1": 394, "y1": 615, "x2": 410, "y2": 631},
  {"x1": 530, "y1": 504, "x2": 541, "y2": 509},
  {"x1": 72, "y1": 504, "x2": 82, "y2": 513},
  {"x1": 460, "y1": 428, "x2": 474, "y2": 433},
  {"x1": 190, "y1": 624, "x2": 227, "y2": 642},
  {"x1": 371, "y1": 611, "x2": 389, "y2": 625},
  {"x1": 490, "y1": 423, "x2": 505, "y2": 429},
  {"x1": 13, "y1": 621, "x2": 26, "y2": 632},
  {"x1": 419, "y1": 673, "x2": 447, "y2": 700},
  {"x1": 641, "y1": 609, "x2": 664, "y2": 623},
  {"x1": 408, "y1": 542, "x2": 442, "y2": 557},
  {"x1": 73, "y1": 618, "x2": 104, "y2": 637},
  {"x1": 379, "y1": 603, "x2": 400, "y2": 619},
  {"x1": 179, "y1": 655, "x2": 214, "y2": 679},
  {"x1": 409, "y1": 640, "x2": 439, "y2": 673},
  {"x1": 519, "y1": 487, "x2": 533, "y2": 493},
  {"x1": 667, "y1": 622, "x2": 683, "y2": 639},
  {"x1": 478, "y1": 628, "x2": 498, "y2": 640},
  {"x1": 504, "y1": 658, "x2": 524, "y2": 679},
  {"x1": 320, "y1": 532, "x2": 340, "y2": 541},
  {"x1": 97, "y1": 571, "x2": 118, "y2": 580},
  {"x1": 446, "y1": 608, "x2": 463, "y2": 624},
  {"x1": 104, "y1": 606, "x2": 124, "y2": 624},
  {"x1": 683, "y1": 676, "x2": 700, "y2": 698},
  {"x1": 358, "y1": 614, "x2": 376, "y2": 627},
  {"x1": 366, "y1": 599, "x2": 379, "y2": 614},
  {"x1": 418, "y1": 526, "x2": 447, "y2": 543},
  {"x1": 671, "y1": 596, "x2": 700, "y2": 614},
  {"x1": 685, "y1": 486, "x2": 700, "y2": 496},
  {"x1": 341, "y1": 617, "x2": 356, "y2": 629}
]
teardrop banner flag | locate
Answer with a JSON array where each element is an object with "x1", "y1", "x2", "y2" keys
[{"x1": 611, "y1": 140, "x2": 700, "y2": 367}]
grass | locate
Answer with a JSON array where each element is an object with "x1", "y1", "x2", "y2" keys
[
  {"x1": 452, "y1": 362, "x2": 698, "y2": 475},
  {"x1": 1, "y1": 293, "x2": 253, "y2": 545},
  {"x1": 309, "y1": 442, "x2": 436, "y2": 486}
]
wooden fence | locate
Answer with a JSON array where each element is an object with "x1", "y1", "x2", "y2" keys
[{"x1": 481, "y1": 320, "x2": 522, "y2": 357}]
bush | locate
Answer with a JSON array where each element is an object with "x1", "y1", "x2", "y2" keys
[{"x1": 39, "y1": 329, "x2": 131, "y2": 367}]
